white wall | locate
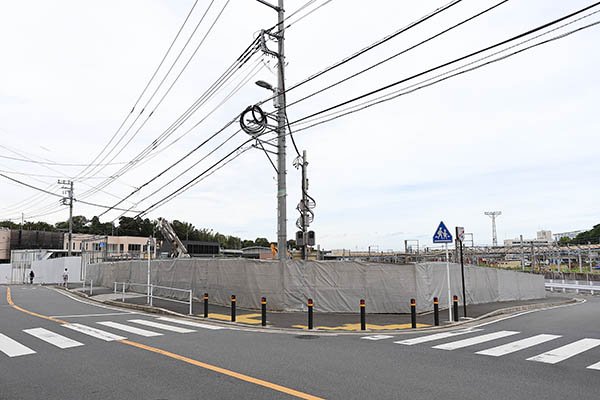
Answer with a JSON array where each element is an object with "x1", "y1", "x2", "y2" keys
[
  {"x1": 0, "y1": 264, "x2": 12, "y2": 284},
  {"x1": 30, "y1": 257, "x2": 82, "y2": 284}
]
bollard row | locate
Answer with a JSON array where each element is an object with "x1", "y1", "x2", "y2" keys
[{"x1": 198, "y1": 294, "x2": 462, "y2": 330}]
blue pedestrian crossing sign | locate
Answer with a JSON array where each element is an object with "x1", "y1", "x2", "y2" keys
[{"x1": 433, "y1": 221, "x2": 453, "y2": 243}]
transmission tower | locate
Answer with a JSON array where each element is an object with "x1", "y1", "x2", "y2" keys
[{"x1": 484, "y1": 211, "x2": 502, "y2": 246}]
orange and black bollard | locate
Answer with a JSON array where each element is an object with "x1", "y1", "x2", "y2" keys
[
  {"x1": 433, "y1": 297, "x2": 439, "y2": 326},
  {"x1": 308, "y1": 298, "x2": 314, "y2": 330},
  {"x1": 231, "y1": 295, "x2": 236, "y2": 322},
  {"x1": 453, "y1": 295, "x2": 459, "y2": 322},
  {"x1": 261, "y1": 297, "x2": 267, "y2": 327},
  {"x1": 203, "y1": 293, "x2": 209, "y2": 318},
  {"x1": 360, "y1": 299, "x2": 366, "y2": 330},
  {"x1": 410, "y1": 298, "x2": 417, "y2": 328}
]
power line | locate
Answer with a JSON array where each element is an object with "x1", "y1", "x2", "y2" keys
[
  {"x1": 77, "y1": 0, "x2": 202, "y2": 178},
  {"x1": 81, "y1": 0, "x2": 225, "y2": 180},
  {"x1": 286, "y1": 0, "x2": 510, "y2": 109},
  {"x1": 259, "y1": 0, "x2": 464, "y2": 107},
  {"x1": 0, "y1": 153, "x2": 127, "y2": 167},
  {"x1": 289, "y1": 1, "x2": 600, "y2": 127},
  {"x1": 0, "y1": 174, "x2": 141, "y2": 213}
]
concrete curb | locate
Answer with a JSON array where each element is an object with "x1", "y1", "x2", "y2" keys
[{"x1": 58, "y1": 285, "x2": 582, "y2": 335}]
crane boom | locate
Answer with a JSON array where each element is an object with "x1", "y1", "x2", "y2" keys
[{"x1": 156, "y1": 218, "x2": 190, "y2": 258}]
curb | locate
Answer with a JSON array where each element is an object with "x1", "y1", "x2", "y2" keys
[{"x1": 58, "y1": 286, "x2": 580, "y2": 335}]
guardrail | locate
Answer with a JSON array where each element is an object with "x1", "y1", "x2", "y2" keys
[
  {"x1": 114, "y1": 281, "x2": 193, "y2": 315},
  {"x1": 545, "y1": 279, "x2": 599, "y2": 294}
]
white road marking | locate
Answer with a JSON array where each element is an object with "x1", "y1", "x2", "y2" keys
[
  {"x1": 23, "y1": 328, "x2": 84, "y2": 349},
  {"x1": 50, "y1": 312, "x2": 133, "y2": 318},
  {"x1": 476, "y1": 334, "x2": 561, "y2": 357},
  {"x1": 63, "y1": 323, "x2": 126, "y2": 341},
  {"x1": 527, "y1": 339, "x2": 600, "y2": 364},
  {"x1": 394, "y1": 329, "x2": 483, "y2": 346},
  {"x1": 97, "y1": 321, "x2": 163, "y2": 337},
  {"x1": 156, "y1": 317, "x2": 224, "y2": 330},
  {"x1": 128, "y1": 319, "x2": 196, "y2": 333},
  {"x1": 50, "y1": 288, "x2": 140, "y2": 313},
  {"x1": 361, "y1": 335, "x2": 394, "y2": 341},
  {"x1": 0, "y1": 333, "x2": 37, "y2": 357},
  {"x1": 433, "y1": 330, "x2": 520, "y2": 350},
  {"x1": 586, "y1": 361, "x2": 600, "y2": 370}
]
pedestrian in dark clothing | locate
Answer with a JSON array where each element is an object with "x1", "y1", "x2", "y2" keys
[{"x1": 29, "y1": 270, "x2": 35, "y2": 284}]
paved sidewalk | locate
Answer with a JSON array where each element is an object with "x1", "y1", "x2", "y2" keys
[{"x1": 75, "y1": 286, "x2": 572, "y2": 331}]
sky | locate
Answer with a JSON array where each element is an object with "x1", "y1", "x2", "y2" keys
[{"x1": 0, "y1": 0, "x2": 598, "y2": 251}]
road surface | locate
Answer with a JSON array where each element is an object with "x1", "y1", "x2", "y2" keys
[{"x1": 1, "y1": 285, "x2": 599, "y2": 399}]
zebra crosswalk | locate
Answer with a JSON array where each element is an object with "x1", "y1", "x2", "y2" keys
[
  {"x1": 363, "y1": 328, "x2": 600, "y2": 371},
  {"x1": 0, "y1": 317, "x2": 225, "y2": 359}
]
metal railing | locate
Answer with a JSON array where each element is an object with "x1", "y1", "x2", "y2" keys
[
  {"x1": 114, "y1": 281, "x2": 193, "y2": 315},
  {"x1": 81, "y1": 279, "x2": 94, "y2": 295},
  {"x1": 545, "y1": 279, "x2": 599, "y2": 294}
]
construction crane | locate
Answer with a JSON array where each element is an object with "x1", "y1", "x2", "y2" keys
[{"x1": 155, "y1": 218, "x2": 190, "y2": 258}]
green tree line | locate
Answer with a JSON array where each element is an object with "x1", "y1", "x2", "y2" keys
[
  {"x1": 0, "y1": 216, "x2": 283, "y2": 250},
  {"x1": 558, "y1": 223, "x2": 600, "y2": 245}
]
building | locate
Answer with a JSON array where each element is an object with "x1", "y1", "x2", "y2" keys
[
  {"x1": 73, "y1": 234, "x2": 159, "y2": 264},
  {"x1": 0, "y1": 228, "x2": 10, "y2": 263},
  {"x1": 10, "y1": 229, "x2": 64, "y2": 251},
  {"x1": 553, "y1": 230, "x2": 583, "y2": 241},
  {"x1": 504, "y1": 230, "x2": 553, "y2": 247},
  {"x1": 241, "y1": 246, "x2": 275, "y2": 259}
]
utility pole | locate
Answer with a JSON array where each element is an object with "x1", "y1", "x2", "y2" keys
[
  {"x1": 275, "y1": 0, "x2": 287, "y2": 260},
  {"x1": 59, "y1": 180, "x2": 74, "y2": 256},
  {"x1": 484, "y1": 211, "x2": 501, "y2": 246}
]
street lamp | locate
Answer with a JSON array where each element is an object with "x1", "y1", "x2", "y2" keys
[{"x1": 255, "y1": 80, "x2": 275, "y2": 92}]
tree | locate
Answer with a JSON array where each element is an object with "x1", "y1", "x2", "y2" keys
[
  {"x1": 254, "y1": 237, "x2": 270, "y2": 247},
  {"x1": 287, "y1": 239, "x2": 297, "y2": 249}
]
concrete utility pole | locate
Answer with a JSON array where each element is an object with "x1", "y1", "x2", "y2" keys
[
  {"x1": 59, "y1": 180, "x2": 74, "y2": 256},
  {"x1": 276, "y1": 0, "x2": 287, "y2": 260},
  {"x1": 484, "y1": 211, "x2": 501, "y2": 246}
]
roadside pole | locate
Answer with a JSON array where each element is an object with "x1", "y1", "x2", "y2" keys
[
  {"x1": 434, "y1": 221, "x2": 454, "y2": 322},
  {"x1": 445, "y1": 243, "x2": 452, "y2": 322},
  {"x1": 147, "y1": 236, "x2": 152, "y2": 304}
]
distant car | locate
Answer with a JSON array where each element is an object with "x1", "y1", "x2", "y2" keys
[{"x1": 595, "y1": 265, "x2": 600, "y2": 270}]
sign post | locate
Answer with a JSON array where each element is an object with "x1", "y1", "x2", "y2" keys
[
  {"x1": 433, "y1": 221, "x2": 453, "y2": 322},
  {"x1": 456, "y1": 226, "x2": 467, "y2": 318}
]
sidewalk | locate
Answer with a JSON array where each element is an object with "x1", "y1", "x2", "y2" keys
[{"x1": 71, "y1": 285, "x2": 572, "y2": 331}]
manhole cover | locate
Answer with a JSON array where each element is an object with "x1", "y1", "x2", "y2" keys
[{"x1": 295, "y1": 335, "x2": 319, "y2": 340}]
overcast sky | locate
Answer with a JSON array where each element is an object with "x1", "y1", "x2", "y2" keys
[{"x1": 0, "y1": 0, "x2": 598, "y2": 250}]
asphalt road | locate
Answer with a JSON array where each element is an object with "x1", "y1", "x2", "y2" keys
[{"x1": 1, "y1": 285, "x2": 599, "y2": 399}]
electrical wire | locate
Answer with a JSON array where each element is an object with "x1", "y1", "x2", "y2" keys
[
  {"x1": 77, "y1": 0, "x2": 202, "y2": 178},
  {"x1": 286, "y1": 0, "x2": 510, "y2": 109}
]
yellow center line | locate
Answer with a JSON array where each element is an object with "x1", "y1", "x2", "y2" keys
[{"x1": 4, "y1": 287, "x2": 325, "y2": 400}]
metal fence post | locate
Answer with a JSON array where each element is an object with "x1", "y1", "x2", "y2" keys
[
  {"x1": 453, "y1": 295, "x2": 459, "y2": 322},
  {"x1": 122, "y1": 282, "x2": 125, "y2": 302},
  {"x1": 433, "y1": 297, "x2": 439, "y2": 326},
  {"x1": 114, "y1": 281, "x2": 117, "y2": 294},
  {"x1": 261, "y1": 297, "x2": 267, "y2": 327},
  {"x1": 150, "y1": 284, "x2": 153, "y2": 307},
  {"x1": 90, "y1": 280, "x2": 93, "y2": 296},
  {"x1": 189, "y1": 290, "x2": 193, "y2": 316},
  {"x1": 410, "y1": 299, "x2": 416, "y2": 328}
]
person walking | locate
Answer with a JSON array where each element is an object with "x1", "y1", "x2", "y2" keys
[
  {"x1": 62, "y1": 268, "x2": 68, "y2": 288},
  {"x1": 29, "y1": 270, "x2": 35, "y2": 284}
]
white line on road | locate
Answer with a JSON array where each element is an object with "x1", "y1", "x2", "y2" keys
[
  {"x1": 50, "y1": 312, "x2": 134, "y2": 318},
  {"x1": 128, "y1": 319, "x2": 196, "y2": 333},
  {"x1": 361, "y1": 335, "x2": 394, "y2": 341},
  {"x1": 586, "y1": 361, "x2": 600, "y2": 370},
  {"x1": 476, "y1": 334, "x2": 561, "y2": 357},
  {"x1": 527, "y1": 339, "x2": 600, "y2": 364},
  {"x1": 156, "y1": 317, "x2": 224, "y2": 330},
  {"x1": 394, "y1": 329, "x2": 483, "y2": 346},
  {"x1": 63, "y1": 323, "x2": 126, "y2": 341},
  {"x1": 23, "y1": 328, "x2": 84, "y2": 349},
  {"x1": 432, "y1": 331, "x2": 520, "y2": 350},
  {"x1": 97, "y1": 321, "x2": 163, "y2": 337},
  {"x1": 0, "y1": 333, "x2": 36, "y2": 357}
]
